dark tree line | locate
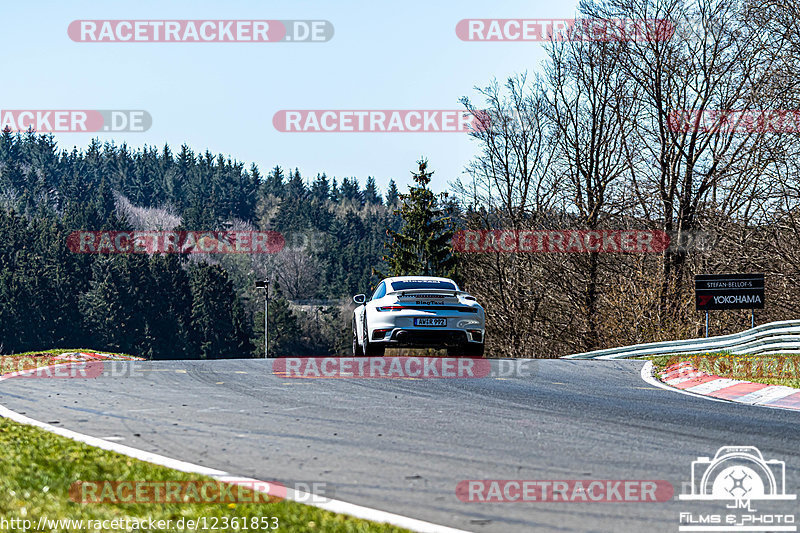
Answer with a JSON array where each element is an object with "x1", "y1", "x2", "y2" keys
[{"x1": 0, "y1": 130, "x2": 401, "y2": 357}]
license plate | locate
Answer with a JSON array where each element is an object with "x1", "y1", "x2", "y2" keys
[{"x1": 414, "y1": 317, "x2": 446, "y2": 327}]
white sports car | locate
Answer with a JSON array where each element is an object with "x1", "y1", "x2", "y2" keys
[{"x1": 352, "y1": 276, "x2": 485, "y2": 357}]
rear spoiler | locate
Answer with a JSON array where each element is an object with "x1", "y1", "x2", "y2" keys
[{"x1": 389, "y1": 288, "x2": 473, "y2": 298}]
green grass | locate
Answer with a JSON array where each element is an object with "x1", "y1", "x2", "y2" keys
[
  {"x1": 0, "y1": 349, "x2": 409, "y2": 533},
  {"x1": 648, "y1": 352, "x2": 800, "y2": 388},
  {"x1": 4, "y1": 349, "x2": 138, "y2": 358}
]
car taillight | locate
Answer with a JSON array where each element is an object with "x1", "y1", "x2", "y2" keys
[
  {"x1": 372, "y1": 329, "x2": 391, "y2": 340},
  {"x1": 377, "y1": 306, "x2": 406, "y2": 311}
]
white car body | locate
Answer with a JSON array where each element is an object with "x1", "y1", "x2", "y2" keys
[{"x1": 352, "y1": 276, "x2": 485, "y2": 356}]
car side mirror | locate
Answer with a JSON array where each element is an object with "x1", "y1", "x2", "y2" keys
[{"x1": 353, "y1": 294, "x2": 366, "y2": 304}]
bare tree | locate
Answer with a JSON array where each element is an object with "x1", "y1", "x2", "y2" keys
[
  {"x1": 456, "y1": 0, "x2": 800, "y2": 356},
  {"x1": 455, "y1": 75, "x2": 563, "y2": 357},
  {"x1": 584, "y1": 0, "x2": 792, "y2": 321},
  {"x1": 457, "y1": 74, "x2": 557, "y2": 218},
  {"x1": 273, "y1": 246, "x2": 321, "y2": 301},
  {"x1": 543, "y1": 33, "x2": 641, "y2": 349},
  {"x1": 114, "y1": 192, "x2": 181, "y2": 230}
]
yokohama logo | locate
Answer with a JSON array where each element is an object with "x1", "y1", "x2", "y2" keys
[
  {"x1": 712, "y1": 295, "x2": 762, "y2": 304},
  {"x1": 697, "y1": 295, "x2": 713, "y2": 306}
]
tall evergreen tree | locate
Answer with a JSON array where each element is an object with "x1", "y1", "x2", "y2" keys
[
  {"x1": 329, "y1": 177, "x2": 340, "y2": 203},
  {"x1": 339, "y1": 177, "x2": 362, "y2": 205},
  {"x1": 274, "y1": 169, "x2": 311, "y2": 234},
  {"x1": 383, "y1": 159, "x2": 456, "y2": 278},
  {"x1": 264, "y1": 165, "x2": 285, "y2": 197},
  {"x1": 385, "y1": 179, "x2": 400, "y2": 207},
  {"x1": 146, "y1": 254, "x2": 193, "y2": 359},
  {"x1": 311, "y1": 173, "x2": 331, "y2": 202},
  {"x1": 80, "y1": 256, "x2": 137, "y2": 352},
  {"x1": 363, "y1": 176, "x2": 382, "y2": 205},
  {"x1": 188, "y1": 263, "x2": 253, "y2": 359}
]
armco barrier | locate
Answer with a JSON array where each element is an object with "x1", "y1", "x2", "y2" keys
[{"x1": 562, "y1": 320, "x2": 800, "y2": 359}]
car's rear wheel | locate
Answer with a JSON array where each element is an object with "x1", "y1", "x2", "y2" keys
[
  {"x1": 363, "y1": 319, "x2": 385, "y2": 356},
  {"x1": 353, "y1": 320, "x2": 364, "y2": 356},
  {"x1": 365, "y1": 343, "x2": 385, "y2": 356}
]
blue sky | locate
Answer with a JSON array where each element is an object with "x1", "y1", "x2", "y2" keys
[{"x1": 2, "y1": 0, "x2": 579, "y2": 194}]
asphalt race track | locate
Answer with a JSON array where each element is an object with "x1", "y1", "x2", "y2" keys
[{"x1": 1, "y1": 359, "x2": 799, "y2": 532}]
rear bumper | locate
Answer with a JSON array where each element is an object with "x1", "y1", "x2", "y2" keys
[
  {"x1": 366, "y1": 307, "x2": 484, "y2": 348},
  {"x1": 372, "y1": 328, "x2": 483, "y2": 348}
]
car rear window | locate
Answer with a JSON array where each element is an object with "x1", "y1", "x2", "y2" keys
[{"x1": 390, "y1": 280, "x2": 457, "y2": 291}]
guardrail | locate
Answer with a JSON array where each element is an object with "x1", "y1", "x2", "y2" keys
[{"x1": 562, "y1": 319, "x2": 800, "y2": 359}]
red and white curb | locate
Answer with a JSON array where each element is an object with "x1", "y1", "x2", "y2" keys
[
  {"x1": 0, "y1": 351, "x2": 144, "y2": 379},
  {"x1": 0, "y1": 354, "x2": 471, "y2": 533},
  {"x1": 645, "y1": 360, "x2": 800, "y2": 411},
  {"x1": 53, "y1": 351, "x2": 144, "y2": 362}
]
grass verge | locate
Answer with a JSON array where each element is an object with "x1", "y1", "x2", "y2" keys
[
  {"x1": 2, "y1": 349, "x2": 139, "y2": 358},
  {"x1": 0, "y1": 349, "x2": 409, "y2": 533},
  {"x1": 647, "y1": 353, "x2": 800, "y2": 388}
]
